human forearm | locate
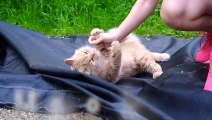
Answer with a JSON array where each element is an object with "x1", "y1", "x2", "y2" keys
[{"x1": 115, "y1": 0, "x2": 159, "y2": 41}]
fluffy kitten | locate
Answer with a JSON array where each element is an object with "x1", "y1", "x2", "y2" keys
[{"x1": 65, "y1": 28, "x2": 170, "y2": 83}]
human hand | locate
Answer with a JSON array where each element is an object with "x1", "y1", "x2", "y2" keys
[{"x1": 88, "y1": 32, "x2": 117, "y2": 50}]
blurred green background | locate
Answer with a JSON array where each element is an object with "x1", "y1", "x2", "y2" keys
[{"x1": 0, "y1": 0, "x2": 197, "y2": 38}]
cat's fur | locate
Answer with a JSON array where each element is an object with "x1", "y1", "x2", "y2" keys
[{"x1": 65, "y1": 28, "x2": 170, "y2": 83}]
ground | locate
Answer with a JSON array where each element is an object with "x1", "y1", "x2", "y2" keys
[{"x1": 0, "y1": 108, "x2": 102, "y2": 120}]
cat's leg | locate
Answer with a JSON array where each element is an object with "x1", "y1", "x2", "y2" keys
[
  {"x1": 145, "y1": 61, "x2": 163, "y2": 79},
  {"x1": 152, "y1": 52, "x2": 170, "y2": 62},
  {"x1": 90, "y1": 28, "x2": 104, "y2": 36},
  {"x1": 106, "y1": 41, "x2": 122, "y2": 83},
  {"x1": 136, "y1": 57, "x2": 163, "y2": 79}
]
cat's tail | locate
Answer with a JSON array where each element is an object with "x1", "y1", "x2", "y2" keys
[{"x1": 152, "y1": 52, "x2": 170, "y2": 62}]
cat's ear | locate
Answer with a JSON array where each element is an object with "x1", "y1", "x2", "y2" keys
[{"x1": 64, "y1": 58, "x2": 74, "y2": 66}]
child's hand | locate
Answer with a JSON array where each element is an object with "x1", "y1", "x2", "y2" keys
[
  {"x1": 88, "y1": 35, "x2": 104, "y2": 50},
  {"x1": 88, "y1": 32, "x2": 117, "y2": 50}
]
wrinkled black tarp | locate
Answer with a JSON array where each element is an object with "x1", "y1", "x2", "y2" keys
[{"x1": 0, "y1": 21, "x2": 212, "y2": 120}]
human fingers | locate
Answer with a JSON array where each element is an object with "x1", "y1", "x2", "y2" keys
[
  {"x1": 90, "y1": 37, "x2": 103, "y2": 45},
  {"x1": 96, "y1": 44, "x2": 104, "y2": 50},
  {"x1": 99, "y1": 33, "x2": 115, "y2": 44},
  {"x1": 90, "y1": 43, "x2": 103, "y2": 50},
  {"x1": 88, "y1": 36, "x2": 97, "y2": 44}
]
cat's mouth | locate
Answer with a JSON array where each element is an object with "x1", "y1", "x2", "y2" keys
[
  {"x1": 91, "y1": 56, "x2": 95, "y2": 61},
  {"x1": 89, "y1": 50, "x2": 100, "y2": 63},
  {"x1": 90, "y1": 53, "x2": 95, "y2": 62}
]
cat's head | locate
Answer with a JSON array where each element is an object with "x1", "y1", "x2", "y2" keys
[{"x1": 64, "y1": 46, "x2": 101, "y2": 74}]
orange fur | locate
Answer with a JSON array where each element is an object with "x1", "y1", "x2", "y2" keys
[{"x1": 65, "y1": 28, "x2": 170, "y2": 83}]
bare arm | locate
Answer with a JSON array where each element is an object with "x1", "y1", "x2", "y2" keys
[
  {"x1": 89, "y1": 0, "x2": 160, "y2": 49},
  {"x1": 115, "y1": 0, "x2": 160, "y2": 41}
]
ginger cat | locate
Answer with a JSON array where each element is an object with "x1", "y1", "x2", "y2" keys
[{"x1": 65, "y1": 28, "x2": 170, "y2": 83}]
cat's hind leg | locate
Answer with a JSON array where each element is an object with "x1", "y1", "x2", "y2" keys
[
  {"x1": 145, "y1": 61, "x2": 163, "y2": 79},
  {"x1": 152, "y1": 52, "x2": 170, "y2": 62},
  {"x1": 136, "y1": 57, "x2": 163, "y2": 79}
]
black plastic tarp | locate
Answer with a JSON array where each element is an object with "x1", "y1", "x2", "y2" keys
[{"x1": 0, "y1": 21, "x2": 212, "y2": 120}]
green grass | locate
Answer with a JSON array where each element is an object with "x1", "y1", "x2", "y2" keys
[{"x1": 0, "y1": 0, "x2": 197, "y2": 39}]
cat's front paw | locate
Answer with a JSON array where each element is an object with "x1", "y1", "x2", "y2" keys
[
  {"x1": 111, "y1": 41, "x2": 121, "y2": 57},
  {"x1": 153, "y1": 71, "x2": 163, "y2": 79},
  {"x1": 90, "y1": 28, "x2": 104, "y2": 36},
  {"x1": 111, "y1": 41, "x2": 120, "y2": 51}
]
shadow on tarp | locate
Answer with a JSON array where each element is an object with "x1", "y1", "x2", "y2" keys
[{"x1": 0, "y1": 21, "x2": 212, "y2": 120}]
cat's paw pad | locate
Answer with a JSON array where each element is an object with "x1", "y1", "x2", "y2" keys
[
  {"x1": 160, "y1": 53, "x2": 170, "y2": 62},
  {"x1": 153, "y1": 71, "x2": 163, "y2": 79},
  {"x1": 90, "y1": 28, "x2": 104, "y2": 36}
]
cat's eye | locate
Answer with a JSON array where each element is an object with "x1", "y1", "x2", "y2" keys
[{"x1": 84, "y1": 52, "x2": 88, "y2": 54}]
